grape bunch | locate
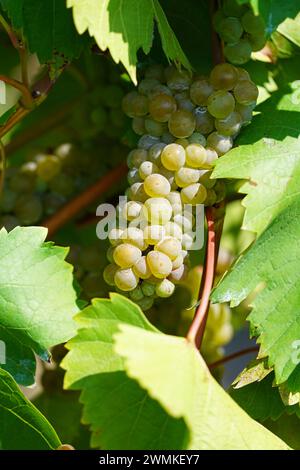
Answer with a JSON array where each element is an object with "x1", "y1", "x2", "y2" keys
[
  {"x1": 103, "y1": 63, "x2": 258, "y2": 309},
  {"x1": 214, "y1": 0, "x2": 266, "y2": 64}
]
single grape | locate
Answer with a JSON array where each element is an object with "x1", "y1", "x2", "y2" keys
[
  {"x1": 168, "y1": 264, "x2": 188, "y2": 283},
  {"x1": 175, "y1": 93, "x2": 195, "y2": 112},
  {"x1": 144, "y1": 174, "x2": 171, "y2": 197},
  {"x1": 173, "y1": 213, "x2": 194, "y2": 232},
  {"x1": 205, "y1": 148, "x2": 219, "y2": 165},
  {"x1": 214, "y1": 180, "x2": 227, "y2": 203},
  {"x1": 148, "y1": 142, "x2": 166, "y2": 165},
  {"x1": 113, "y1": 243, "x2": 142, "y2": 269},
  {"x1": 188, "y1": 132, "x2": 206, "y2": 146},
  {"x1": 121, "y1": 227, "x2": 147, "y2": 250},
  {"x1": 149, "y1": 93, "x2": 177, "y2": 122},
  {"x1": 175, "y1": 167, "x2": 201, "y2": 187},
  {"x1": 206, "y1": 132, "x2": 233, "y2": 155},
  {"x1": 241, "y1": 10, "x2": 265, "y2": 35},
  {"x1": 149, "y1": 84, "x2": 172, "y2": 99},
  {"x1": 215, "y1": 111, "x2": 242, "y2": 136},
  {"x1": 210, "y1": 63, "x2": 238, "y2": 91},
  {"x1": 36, "y1": 154, "x2": 62, "y2": 182},
  {"x1": 147, "y1": 251, "x2": 173, "y2": 278},
  {"x1": 164, "y1": 221, "x2": 183, "y2": 240},
  {"x1": 109, "y1": 108, "x2": 126, "y2": 129},
  {"x1": 14, "y1": 195, "x2": 43, "y2": 225},
  {"x1": 190, "y1": 79, "x2": 214, "y2": 106},
  {"x1": 235, "y1": 67, "x2": 250, "y2": 81},
  {"x1": 144, "y1": 197, "x2": 172, "y2": 225},
  {"x1": 161, "y1": 143, "x2": 186, "y2": 171},
  {"x1": 122, "y1": 91, "x2": 148, "y2": 117},
  {"x1": 114, "y1": 267, "x2": 139, "y2": 291},
  {"x1": 207, "y1": 90, "x2": 235, "y2": 119},
  {"x1": 90, "y1": 107, "x2": 107, "y2": 130},
  {"x1": 129, "y1": 182, "x2": 148, "y2": 202},
  {"x1": 155, "y1": 236, "x2": 182, "y2": 261},
  {"x1": 106, "y1": 246, "x2": 115, "y2": 263},
  {"x1": 129, "y1": 286, "x2": 144, "y2": 302},
  {"x1": 136, "y1": 295, "x2": 154, "y2": 310},
  {"x1": 127, "y1": 168, "x2": 141, "y2": 185},
  {"x1": 168, "y1": 109, "x2": 196, "y2": 138},
  {"x1": 138, "y1": 78, "x2": 160, "y2": 96},
  {"x1": 224, "y1": 39, "x2": 252, "y2": 65},
  {"x1": 218, "y1": 17, "x2": 243, "y2": 43},
  {"x1": 204, "y1": 188, "x2": 217, "y2": 206},
  {"x1": 181, "y1": 232, "x2": 195, "y2": 250},
  {"x1": 166, "y1": 68, "x2": 191, "y2": 92},
  {"x1": 145, "y1": 118, "x2": 166, "y2": 137},
  {"x1": 9, "y1": 171, "x2": 36, "y2": 193},
  {"x1": 194, "y1": 107, "x2": 215, "y2": 134},
  {"x1": 133, "y1": 256, "x2": 152, "y2": 279},
  {"x1": 127, "y1": 148, "x2": 148, "y2": 169},
  {"x1": 161, "y1": 131, "x2": 175, "y2": 144},
  {"x1": 108, "y1": 228, "x2": 124, "y2": 246},
  {"x1": 185, "y1": 143, "x2": 207, "y2": 168},
  {"x1": 132, "y1": 116, "x2": 146, "y2": 135},
  {"x1": 156, "y1": 279, "x2": 175, "y2": 298},
  {"x1": 233, "y1": 80, "x2": 258, "y2": 105},
  {"x1": 248, "y1": 32, "x2": 266, "y2": 52},
  {"x1": 199, "y1": 170, "x2": 216, "y2": 189},
  {"x1": 175, "y1": 138, "x2": 189, "y2": 148},
  {"x1": 180, "y1": 183, "x2": 207, "y2": 205},
  {"x1": 122, "y1": 201, "x2": 143, "y2": 221},
  {"x1": 138, "y1": 134, "x2": 160, "y2": 150},
  {"x1": 141, "y1": 280, "x2": 156, "y2": 296},
  {"x1": 139, "y1": 161, "x2": 159, "y2": 180},
  {"x1": 166, "y1": 191, "x2": 182, "y2": 215},
  {"x1": 143, "y1": 225, "x2": 166, "y2": 245},
  {"x1": 235, "y1": 102, "x2": 253, "y2": 123}
]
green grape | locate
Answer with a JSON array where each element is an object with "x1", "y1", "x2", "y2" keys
[
  {"x1": 136, "y1": 295, "x2": 154, "y2": 310},
  {"x1": 206, "y1": 132, "x2": 233, "y2": 155},
  {"x1": 205, "y1": 148, "x2": 219, "y2": 165},
  {"x1": 175, "y1": 138, "x2": 189, "y2": 148},
  {"x1": 194, "y1": 107, "x2": 215, "y2": 134},
  {"x1": 55, "y1": 144, "x2": 81, "y2": 173},
  {"x1": 188, "y1": 132, "x2": 206, "y2": 146},
  {"x1": 241, "y1": 10, "x2": 265, "y2": 35},
  {"x1": 90, "y1": 107, "x2": 107, "y2": 130},
  {"x1": 199, "y1": 170, "x2": 216, "y2": 189},
  {"x1": 164, "y1": 221, "x2": 183, "y2": 240},
  {"x1": 129, "y1": 286, "x2": 144, "y2": 302},
  {"x1": 166, "y1": 68, "x2": 191, "y2": 92},
  {"x1": 14, "y1": 195, "x2": 43, "y2": 225},
  {"x1": 144, "y1": 118, "x2": 166, "y2": 137},
  {"x1": 128, "y1": 182, "x2": 148, "y2": 202},
  {"x1": 144, "y1": 197, "x2": 172, "y2": 225},
  {"x1": 172, "y1": 252, "x2": 184, "y2": 269},
  {"x1": 215, "y1": 111, "x2": 242, "y2": 136},
  {"x1": 190, "y1": 79, "x2": 214, "y2": 106},
  {"x1": 235, "y1": 67, "x2": 250, "y2": 81},
  {"x1": 168, "y1": 264, "x2": 188, "y2": 283},
  {"x1": 81, "y1": 272, "x2": 105, "y2": 299},
  {"x1": 106, "y1": 246, "x2": 115, "y2": 263},
  {"x1": 161, "y1": 143, "x2": 186, "y2": 171},
  {"x1": 185, "y1": 143, "x2": 207, "y2": 168},
  {"x1": 168, "y1": 109, "x2": 196, "y2": 138},
  {"x1": 181, "y1": 183, "x2": 207, "y2": 205},
  {"x1": 147, "y1": 251, "x2": 173, "y2": 278},
  {"x1": 108, "y1": 228, "x2": 124, "y2": 246},
  {"x1": 175, "y1": 93, "x2": 195, "y2": 112},
  {"x1": 166, "y1": 192, "x2": 182, "y2": 215},
  {"x1": 132, "y1": 116, "x2": 146, "y2": 135},
  {"x1": 141, "y1": 280, "x2": 156, "y2": 296},
  {"x1": 159, "y1": 167, "x2": 177, "y2": 191},
  {"x1": 49, "y1": 173, "x2": 75, "y2": 197},
  {"x1": 214, "y1": 180, "x2": 227, "y2": 203},
  {"x1": 175, "y1": 167, "x2": 201, "y2": 187},
  {"x1": 145, "y1": 64, "x2": 165, "y2": 82},
  {"x1": 114, "y1": 267, "x2": 139, "y2": 291},
  {"x1": 138, "y1": 134, "x2": 160, "y2": 149},
  {"x1": 235, "y1": 102, "x2": 253, "y2": 123},
  {"x1": 144, "y1": 174, "x2": 171, "y2": 197},
  {"x1": 143, "y1": 225, "x2": 166, "y2": 245},
  {"x1": 213, "y1": 10, "x2": 225, "y2": 32},
  {"x1": 155, "y1": 236, "x2": 182, "y2": 261},
  {"x1": 181, "y1": 232, "x2": 195, "y2": 250},
  {"x1": 0, "y1": 215, "x2": 19, "y2": 231},
  {"x1": 1, "y1": 188, "x2": 17, "y2": 212},
  {"x1": 127, "y1": 148, "x2": 148, "y2": 168},
  {"x1": 161, "y1": 131, "x2": 175, "y2": 144},
  {"x1": 247, "y1": 32, "x2": 266, "y2": 52},
  {"x1": 127, "y1": 168, "x2": 141, "y2": 185},
  {"x1": 204, "y1": 188, "x2": 217, "y2": 206},
  {"x1": 121, "y1": 227, "x2": 147, "y2": 250},
  {"x1": 133, "y1": 256, "x2": 152, "y2": 279},
  {"x1": 218, "y1": 17, "x2": 243, "y2": 43},
  {"x1": 149, "y1": 93, "x2": 177, "y2": 122},
  {"x1": 173, "y1": 213, "x2": 194, "y2": 232},
  {"x1": 138, "y1": 78, "x2": 160, "y2": 96},
  {"x1": 36, "y1": 154, "x2": 62, "y2": 182},
  {"x1": 222, "y1": 0, "x2": 248, "y2": 17},
  {"x1": 138, "y1": 161, "x2": 159, "y2": 180},
  {"x1": 233, "y1": 80, "x2": 258, "y2": 105},
  {"x1": 156, "y1": 279, "x2": 175, "y2": 298},
  {"x1": 122, "y1": 91, "x2": 148, "y2": 117},
  {"x1": 122, "y1": 201, "x2": 143, "y2": 221},
  {"x1": 210, "y1": 63, "x2": 238, "y2": 91},
  {"x1": 9, "y1": 170, "x2": 36, "y2": 193},
  {"x1": 148, "y1": 142, "x2": 165, "y2": 165},
  {"x1": 224, "y1": 39, "x2": 252, "y2": 65},
  {"x1": 149, "y1": 84, "x2": 172, "y2": 99},
  {"x1": 113, "y1": 243, "x2": 142, "y2": 268},
  {"x1": 207, "y1": 90, "x2": 235, "y2": 119}
]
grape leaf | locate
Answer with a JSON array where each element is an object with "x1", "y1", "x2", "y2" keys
[
  {"x1": 62, "y1": 294, "x2": 188, "y2": 450},
  {"x1": 0, "y1": 226, "x2": 78, "y2": 385},
  {"x1": 114, "y1": 324, "x2": 289, "y2": 449},
  {"x1": 212, "y1": 199, "x2": 300, "y2": 385},
  {"x1": 212, "y1": 85, "x2": 300, "y2": 235},
  {"x1": 264, "y1": 414, "x2": 300, "y2": 450},
  {"x1": 0, "y1": 369, "x2": 61, "y2": 450},
  {"x1": 67, "y1": 0, "x2": 191, "y2": 84},
  {"x1": 277, "y1": 14, "x2": 300, "y2": 48}
]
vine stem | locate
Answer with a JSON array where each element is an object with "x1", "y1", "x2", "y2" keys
[
  {"x1": 186, "y1": 207, "x2": 216, "y2": 349},
  {"x1": 0, "y1": 75, "x2": 33, "y2": 108},
  {"x1": 43, "y1": 163, "x2": 128, "y2": 238},
  {"x1": 208, "y1": 346, "x2": 259, "y2": 370},
  {"x1": 0, "y1": 140, "x2": 5, "y2": 195}
]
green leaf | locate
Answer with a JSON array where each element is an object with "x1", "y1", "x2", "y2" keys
[
  {"x1": 0, "y1": 226, "x2": 78, "y2": 385},
  {"x1": 67, "y1": 0, "x2": 191, "y2": 84},
  {"x1": 264, "y1": 414, "x2": 300, "y2": 450},
  {"x1": 0, "y1": 0, "x2": 23, "y2": 28},
  {"x1": 114, "y1": 325, "x2": 289, "y2": 450},
  {"x1": 0, "y1": 105, "x2": 17, "y2": 126},
  {"x1": 0, "y1": 369, "x2": 61, "y2": 449},
  {"x1": 212, "y1": 199, "x2": 300, "y2": 384},
  {"x1": 212, "y1": 85, "x2": 300, "y2": 235},
  {"x1": 62, "y1": 294, "x2": 188, "y2": 450},
  {"x1": 277, "y1": 14, "x2": 300, "y2": 48}
]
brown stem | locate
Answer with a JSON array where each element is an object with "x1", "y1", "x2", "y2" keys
[
  {"x1": 18, "y1": 44, "x2": 29, "y2": 88},
  {"x1": 187, "y1": 207, "x2": 216, "y2": 348},
  {"x1": 0, "y1": 140, "x2": 5, "y2": 195},
  {"x1": 42, "y1": 163, "x2": 128, "y2": 238},
  {"x1": 0, "y1": 75, "x2": 33, "y2": 108},
  {"x1": 0, "y1": 107, "x2": 30, "y2": 139},
  {"x1": 0, "y1": 14, "x2": 19, "y2": 48},
  {"x1": 208, "y1": 346, "x2": 259, "y2": 370}
]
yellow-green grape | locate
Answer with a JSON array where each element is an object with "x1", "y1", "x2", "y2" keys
[
  {"x1": 132, "y1": 116, "x2": 146, "y2": 135},
  {"x1": 145, "y1": 63, "x2": 165, "y2": 82},
  {"x1": 149, "y1": 93, "x2": 177, "y2": 122},
  {"x1": 172, "y1": 253, "x2": 184, "y2": 269},
  {"x1": 108, "y1": 228, "x2": 124, "y2": 246},
  {"x1": 215, "y1": 111, "x2": 242, "y2": 136},
  {"x1": 205, "y1": 148, "x2": 219, "y2": 165},
  {"x1": 114, "y1": 267, "x2": 139, "y2": 291},
  {"x1": 129, "y1": 286, "x2": 144, "y2": 302},
  {"x1": 248, "y1": 33, "x2": 266, "y2": 52},
  {"x1": 169, "y1": 264, "x2": 188, "y2": 283},
  {"x1": 129, "y1": 182, "x2": 148, "y2": 202},
  {"x1": 199, "y1": 170, "x2": 216, "y2": 189},
  {"x1": 127, "y1": 148, "x2": 148, "y2": 168},
  {"x1": 121, "y1": 227, "x2": 147, "y2": 250},
  {"x1": 15, "y1": 195, "x2": 43, "y2": 225},
  {"x1": 138, "y1": 134, "x2": 160, "y2": 149},
  {"x1": 164, "y1": 221, "x2": 183, "y2": 241},
  {"x1": 175, "y1": 138, "x2": 189, "y2": 148},
  {"x1": 161, "y1": 131, "x2": 175, "y2": 144},
  {"x1": 36, "y1": 154, "x2": 61, "y2": 182},
  {"x1": 113, "y1": 243, "x2": 142, "y2": 268},
  {"x1": 156, "y1": 279, "x2": 175, "y2": 298},
  {"x1": 181, "y1": 232, "x2": 195, "y2": 250},
  {"x1": 103, "y1": 263, "x2": 118, "y2": 286},
  {"x1": 138, "y1": 161, "x2": 159, "y2": 180},
  {"x1": 204, "y1": 188, "x2": 217, "y2": 206},
  {"x1": 236, "y1": 67, "x2": 250, "y2": 81},
  {"x1": 138, "y1": 78, "x2": 160, "y2": 96},
  {"x1": 233, "y1": 80, "x2": 258, "y2": 105},
  {"x1": 188, "y1": 132, "x2": 206, "y2": 146},
  {"x1": 218, "y1": 17, "x2": 243, "y2": 43},
  {"x1": 185, "y1": 143, "x2": 207, "y2": 168},
  {"x1": 194, "y1": 107, "x2": 215, "y2": 134},
  {"x1": 136, "y1": 296, "x2": 154, "y2": 310},
  {"x1": 144, "y1": 197, "x2": 173, "y2": 225},
  {"x1": 143, "y1": 224, "x2": 166, "y2": 245},
  {"x1": 149, "y1": 84, "x2": 172, "y2": 99},
  {"x1": 175, "y1": 93, "x2": 195, "y2": 112},
  {"x1": 206, "y1": 132, "x2": 233, "y2": 156},
  {"x1": 181, "y1": 183, "x2": 207, "y2": 205},
  {"x1": 128, "y1": 168, "x2": 142, "y2": 185},
  {"x1": 214, "y1": 180, "x2": 227, "y2": 203},
  {"x1": 145, "y1": 118, "x2": 166, "y2": 137},
  {"x1": 155, "y1": 236, "x2": 182, "y2": 261},
  {"x1": 210, "y1": 63, "x2": 238, "y2": 91},
  {"x1": 122, "y1": 91, "x2": 149, "y2": 117},
  {"x1": 207, "y1": 90, "x2": 235, "y2": 119},
  {"x1": 158, "y1": 167, "x2": 177, "y2": 191},
  {"x1": 173, "y1": 213, "x2": 194, "y2": 232},
  {"x1": 144, "y1": 174, "x2": 171, "y2": 197},
  {"x1": 147, "y1": 251, "x2": 173, "y2": 278},
  {"x1": 241, "y1": 10, "x2": 265, "y2": 35},
  {"x1": 189, "y1": 79, "x2": 214, "y2": 106},
  {"x1": 166, "y1": 68, "x2": 191, "y2": 92},
  {"x1": 141, "y1": 280, "x2": 156, "y2": 296},
  {"x1": 235, "y1": 102, "x2": 254, "y2": 124},
  {"x1": 133, "y1": 256, "x2": 151, "y2": 279},
  {"x1": 224, "y1": 39, "x2": 252, "y2": 65},
  {"x1": 161, "y1": 143, "x2": 186, "y2": 171},
  {"x1": 168, "y1": 109, "x2": 196, "y2": 138},
  {"x1": 106, "y1": 246, "x2": 115, "y2": 263},
  {"x1": 166, "y1": 191, "x2": 182, "y2": 215},
  {"x1": 222, "y1": 0, "x2": 248, "y2": 17},
  {"x1": 148, "y1": 142, "x2": 165, "y2": 165},
  {"x1": 122, "y1": 201, "x2": 143, "y2": 221},
  {"x1": 175, "y1": 167, "x2": 201, "y2": 187}
]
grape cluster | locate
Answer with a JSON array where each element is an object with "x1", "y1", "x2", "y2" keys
[
  {"x1": 214, "y1": 0, "x2": 266, "y2": 64},
  {"x1": 103, "y1": 63, "x2": 258, "y2": 309}
]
